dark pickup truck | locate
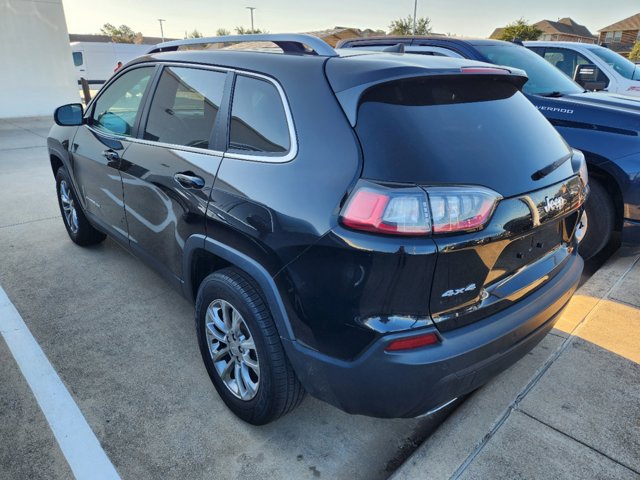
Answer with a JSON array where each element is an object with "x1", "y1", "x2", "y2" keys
[{"x1": 338, "y1": 37, "x2": 640, "y2": 259}]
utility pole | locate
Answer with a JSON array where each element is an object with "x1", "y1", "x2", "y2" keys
[
  {"x1": 246, "y1": 7, "x2": 256, "y2": 32},
  {"x1": 158, "y1": 19, "x2": 166, "y2": 42},
  {"x1": 412, "y1": 0, "x2": 418, "y2": 35}
]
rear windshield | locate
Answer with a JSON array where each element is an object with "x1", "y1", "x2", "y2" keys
[{"x1": 355, "y1": 76, "x2": 572, "y2": 194}]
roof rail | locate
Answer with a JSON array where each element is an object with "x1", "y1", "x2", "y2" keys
[{"x1": 148, "y1": 33, "x2": 338, "y2": 57}]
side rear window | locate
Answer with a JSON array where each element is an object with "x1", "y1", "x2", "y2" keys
[
  {"x1": 229, "y1": 75, "x2": 290, "y2": 154},
  {"x1": 91, "y1": 66, "x2": 154, "y2": 136},
  {"x1": 542, "y1": 48, "x2": 590, "y2": 78},
  {"x1": 72, "y1": 52, "x2": 83, "y2": 66},
  {"x1": 144, "y1": 67, "x2": 226, "y2": 149}
]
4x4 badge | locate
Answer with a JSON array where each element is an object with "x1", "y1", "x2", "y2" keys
[{"x1": 442, "y1": 283, "x2": 476, "y2": 298}]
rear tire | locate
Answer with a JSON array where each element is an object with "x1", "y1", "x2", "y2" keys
[
  {"x1": 55, "y1": 167, "x2": 106, "y2": 246},
  {"x1": 195, "y1": 267, "x2": 305, "y2": 425},
  {"x1": 578, "y1": 179, "x2": 614, "y2": 260}
]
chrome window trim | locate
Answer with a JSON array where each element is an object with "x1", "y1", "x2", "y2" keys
[
  {"x1": 86, "y1": 125, "x2": 225, "y2": 157},
  {"x1": 86, "y1": 61, "x2": 298, "y2": 163},
  {"x1": 128, "y1": 138, "x2": 225, "y2": 156},
  {"x1": 225, "y1": 69, "x2": 298, "y2": 163}
]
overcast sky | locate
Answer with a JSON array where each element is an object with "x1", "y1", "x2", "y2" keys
[{"x1": 61, "y1": 0, "x2": 639, "y2": 39}]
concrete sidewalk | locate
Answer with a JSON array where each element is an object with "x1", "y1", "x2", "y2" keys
[{"x1": 394, "y1": 247, "x2": 640, "y2": 479}]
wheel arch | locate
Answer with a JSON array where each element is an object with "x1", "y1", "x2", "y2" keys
[
  {"x1": 47, "y1": 136, "x2": 73, "y2": 178},
  {"x1": 583, "y1": 155, "x2": 625, "y2": 231},
  {"x1": 50, "y1": 154, "x2": 64, "y2": 176},
  {"x1": 183, "y1": 234, "x2": 295, "y2": 341}
]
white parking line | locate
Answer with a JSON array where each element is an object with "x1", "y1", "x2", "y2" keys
[{"x1": 0, "y1": 286, "x2": 121, "y2": 480}]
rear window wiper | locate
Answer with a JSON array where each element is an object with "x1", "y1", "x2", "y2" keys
[{"x1": 531, "y1": 153, "x2": 571, "y2": 181}]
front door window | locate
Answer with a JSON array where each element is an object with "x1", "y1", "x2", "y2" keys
[{"x1": 91, "y1": 67, "x2": 154, "y2": 136}]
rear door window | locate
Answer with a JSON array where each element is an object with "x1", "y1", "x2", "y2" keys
[
  {"x1": 91, "y1": 66, "x2": 154, "y2": 136},
  {"x1": 229, "y1": 75, "x2": 290, "y2": 154},
  {"x1": 542, "y1": 48, "x2": 590, "y2": 78},
  {"x1": 144, "y1": 67, "x2": 227, "y2": 149}
]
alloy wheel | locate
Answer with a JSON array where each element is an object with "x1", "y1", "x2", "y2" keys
[
  {"x1": 59, "y1": 180, "x2": 79, "y2": 234},
  {"x1": 205, "y1": 299, "x2": 260, "y2": 401}
]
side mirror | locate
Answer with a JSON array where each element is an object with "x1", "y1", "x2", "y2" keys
[
  {"x1": 573, "y1": 64, "x2": 608, "y2": 91},
  {"x1": 54, "y1": 103, "x2": 84, "y2": 126}
]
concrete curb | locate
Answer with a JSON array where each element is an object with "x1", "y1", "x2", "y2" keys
[{"x1": 391, "y1": 247, "x2": 640, "y2": 480}]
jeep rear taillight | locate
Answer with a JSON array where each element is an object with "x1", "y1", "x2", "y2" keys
[
  {"x1": 427, "y1": 187, "x2": 501, "y2": 234},
  {"x1": 340, "y1": 182, "x2": 501, "y2": 236},
  {"x1": 340, "y1": 186, "x2": 431, "y2": 236}
]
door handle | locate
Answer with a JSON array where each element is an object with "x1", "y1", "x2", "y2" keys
[
  {"x1": 174, "y1": 172, "x2": 205, "y2": 189},
  {"x1": 102, "y1": 150, "x2": 120, "y2": 161}
]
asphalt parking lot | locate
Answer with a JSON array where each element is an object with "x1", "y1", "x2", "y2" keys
[{"x1": 0, "y1": 117, "x2": 454, "y2": 480}]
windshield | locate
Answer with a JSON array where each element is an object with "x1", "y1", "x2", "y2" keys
[
  {"x1": 475, "y1": 44, "x2": 583, "y2": 96},
  {"x1": 588, "y1": 46, "x2": 640, "y2": 80}
]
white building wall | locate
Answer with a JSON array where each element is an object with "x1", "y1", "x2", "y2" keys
[{"x1": 1, "y1": 0, "x2": 78, "y2": 118}]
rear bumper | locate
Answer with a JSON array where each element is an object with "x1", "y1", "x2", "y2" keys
[{"x1": 283, "y1": 251, "x2": 583, "y2": 418}]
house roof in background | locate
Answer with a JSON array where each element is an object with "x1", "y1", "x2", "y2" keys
[
  {"x1": 535, "y1": 17, "x2": 594, "y2": 38},
  {"x1": 599, "y1": 13, "x2": 640, "y2": 32},
  {"x1": 489, "y1": 27, "x2": 504, "y2": 39},
  {"x1": 489, "y1": 17, "x2": 594, "y2": 40}
]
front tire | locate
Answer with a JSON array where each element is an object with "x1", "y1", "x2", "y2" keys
[
  {"x1": 578, "y1": 179, "x2": 614, "y2": 260},
  {"x1": 195, "y1": 268, "x2": 305, "y2": 425},
  {"x1": 55, "y1": 167, "x2": 106, "y2": 246}
]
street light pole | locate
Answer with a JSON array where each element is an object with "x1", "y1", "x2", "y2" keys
[
  {"x1": 412, "y1": 0, "x2": 418, "y2": 35},
  {"x1": 246, "y1": 7, "x2": 256, "y2": 32},
  {"x1": 158, "y1": 19, "x2": 166, "y2": 42}
]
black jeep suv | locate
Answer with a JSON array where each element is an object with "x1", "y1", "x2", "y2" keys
[{"x1": 48, "y1": 34, "x2": 587, "y2": 425}]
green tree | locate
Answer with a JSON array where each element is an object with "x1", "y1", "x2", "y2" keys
[
  {"x1": 187, "y1": 29, "x2": 203, "y2": 39},
  {"x1": 99, "y1": 23, "x2": 142, "y2": 43},
  {"x1": 629, "y1": 41, "x2": 640, "y2": 62},
  {"x1": 498, "y1": 18, "x2": 543, "y2": 41},
  {"x1": 234, "y1": 26, "x2": 266, "y2": 35},
  {"x1": 388, "y1": 15, "x2": 432, "y2": 35},
  {"x1": 216, "y1": 28, "x2": 231, "y2": 36}
]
